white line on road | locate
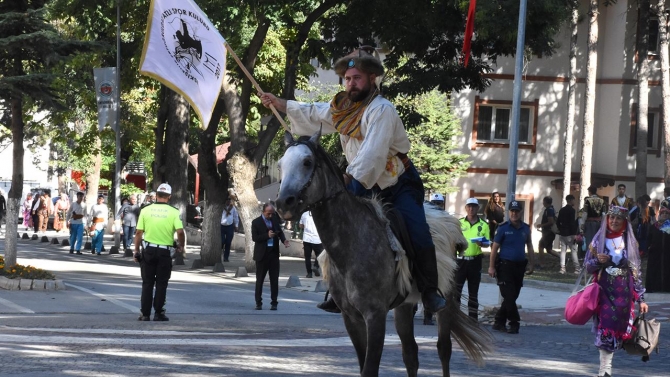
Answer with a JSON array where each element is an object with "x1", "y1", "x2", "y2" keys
[
  {"x1": 0, "y1": 333, "x2": 438, "y2": 347},
  {"x1": 65, "y1": 282, "x2": 138, "y2": 313},
  {"x1": 0, "y1": 297, "x2": 35, "y2": 314},
  {"x1": 0, "y1": 325, "x2": 240, "y2": 336}
]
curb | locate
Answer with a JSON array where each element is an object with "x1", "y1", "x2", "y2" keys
[
  {"x1": 0, "y1": 276, "x2": 66, "y2": 291},
  {"x1": 480, "y1": 274, "x2": 573, "y2": 291}
]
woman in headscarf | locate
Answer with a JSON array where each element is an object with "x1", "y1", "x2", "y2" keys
[
  {"x1": 53, "y1": 193, "x2": 70, "y2": 232},
  {"x1": 584, "y1": 205, "x2": 649, "y2": 377},
  {"x1": 645, "y1": 199, "x2": 670, "y2": 293},
  {"x1": 22, "y1": 193, "x2": 33, "y2": 230}
]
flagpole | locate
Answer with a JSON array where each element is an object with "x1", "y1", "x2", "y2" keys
[{"x1": 223, "y1": 42, "x2": 290, "y2": 132}]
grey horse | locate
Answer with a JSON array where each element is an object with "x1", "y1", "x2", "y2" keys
[{"x1": 274, "y1": 131, "x2": 492, "y2": 377}]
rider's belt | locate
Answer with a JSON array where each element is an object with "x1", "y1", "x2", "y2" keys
[
  {"x1": 457, "y1": 254, "x2": 482, "y2": 260},
  {"x1": 396, "y1": 152, "x2": 411, "y2": 170},
  {"x1": 144, "y1": 242, "x2": 172, "y2": 250},
  {"x1": 92, "y1": 217, "x2": 105, "y2": 223},
  {"x1": 605, "y1": 266, "x2": 628, "y2": 277}
]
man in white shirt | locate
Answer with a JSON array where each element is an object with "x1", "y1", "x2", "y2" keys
[
  {"x1": 66, "y1": 191, "x2": 87, "y2": 255},
  {"x1": 260, "y1": 47, "x2": 446, "y2": 314},
  {"x1": 299, "y1": 211, "x2": 323, "y2": 278},
  {"x1": 220, "y1": 198, "x2": 239, "y2": 262},
  {"x1": 89, "y1": 194, "x2": 108, "y2": 255}
]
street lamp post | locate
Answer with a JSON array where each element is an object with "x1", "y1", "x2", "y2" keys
[{"x1": 113, "y1": 0, "x2": 122, "y2": 251}]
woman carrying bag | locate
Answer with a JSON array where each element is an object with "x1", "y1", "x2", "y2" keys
[{"x1": 584, "y1": 205, "x2": 649, "y2": 377}]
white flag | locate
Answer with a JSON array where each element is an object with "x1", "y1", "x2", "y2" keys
[
  {"x1": 93, "y1": 67, "x2": 119, "y2": 131},
  {"x1": 139, "y1": 0, "x2": 226, "y2": 128}
]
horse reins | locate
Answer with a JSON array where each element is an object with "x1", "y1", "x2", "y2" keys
[{"x1": 287, "y1": 140, "x2": 345, "y2": 210}]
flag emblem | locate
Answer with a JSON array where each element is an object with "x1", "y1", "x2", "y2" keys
[{"x1": 140, "y1": 0, "x2": 227, "y2": 127}]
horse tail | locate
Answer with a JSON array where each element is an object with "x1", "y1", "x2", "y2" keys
[
  {"x1": 425, "y1": 205, "x2": 467, "y2": 295},
  {"x1": 442, "y1": 305, "x2": 494, "y2": 365},
  {"x1": 317, "y1": 250, "x2": 330, "y2": 282}
]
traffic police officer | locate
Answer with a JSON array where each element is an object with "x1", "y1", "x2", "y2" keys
[
  {"x1": 487, "y1": 200, "x2": 534, "y2": 334},
  {"x1": 457, "y1": 198, "x2": 490, "y2": 320},
  {"x1": 134, "y1": 183, "x2": 185, "y2": 322}
]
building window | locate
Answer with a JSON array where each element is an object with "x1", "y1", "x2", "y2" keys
[
  {"x1": 629, "y1": 104, "x2": 662, "y2": 157},
  {"x1": 649, "y1": 18, "x2": 659, "y2": 55},
  {"x1": 471, "y1": 97, "x2": 538, "y2": 152}
]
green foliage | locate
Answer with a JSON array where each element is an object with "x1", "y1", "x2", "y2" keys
[
  {"x1": 320, "y1": 0, "x2": 572, "y2": 98},
  {"x1": 399, "y1": 90, "x2": 470, "y2": 194},
  {"x1": 120, "y1": 183, "x2": 142, "y2": 198}
]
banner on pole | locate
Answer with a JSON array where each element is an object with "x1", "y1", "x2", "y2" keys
[
  {"x1": 93, "y1": 67, "x2": 119, "y2": 131},
  {"x1": 139, "y1": 0, "x2": 227, "y2": 128}
]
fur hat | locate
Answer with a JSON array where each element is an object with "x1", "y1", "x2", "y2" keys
[{"x1": 333, "y1": 47, "x2": 384, "y2": 78}]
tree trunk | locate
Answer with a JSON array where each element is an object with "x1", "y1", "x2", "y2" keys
[
  {"x1": 85, "y1": 135, "x2": 102, "y2": 206},
  {"x1": 228, "y1": 153, "x2": 260, "y2": 273},
  {"x1": 4, "y1": 98, "x2": 24, "y2": 270},
  {"x1": 579, "y1": 0, "x2": 599, "y2": 203},
  {"x1": 153, "y1": 86, "x2": 168, "y2": 191},
  {"x1": 657, "y1": 0, "x2": 670, "y2": 188},
  {"x1": 636, "y1": 0, "x2": 650, "y2": 199},
  {"x1": 562, "y1": 1, "x2": 579, "y2": 206},
  {"x1": 162, "y1": 89, "x2": 190, "y2": 222},
  {"x1": 197, "y1": 96, "x2": 228, "y2": 266}
]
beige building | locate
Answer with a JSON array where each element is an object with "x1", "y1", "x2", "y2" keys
[{"x1": 449, "y1": 0, "x2": 666, "y2": 227}]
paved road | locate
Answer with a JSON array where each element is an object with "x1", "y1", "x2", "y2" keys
[{"x1": 1, "y1": 231, "x2": 669, "y2": 376}]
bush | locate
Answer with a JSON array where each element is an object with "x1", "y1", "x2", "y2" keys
[{"x1": 0, "y1": 256, "x2": 56, "y2": 280}]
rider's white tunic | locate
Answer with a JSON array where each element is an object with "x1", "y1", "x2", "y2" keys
[{"x1": 286, "y1": 96, "x2": 410, "y2": 190}]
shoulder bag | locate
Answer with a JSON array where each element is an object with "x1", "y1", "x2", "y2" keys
[
  {"x1": 623, "y1": 313, "x2": 661, "y2": 361},
  {"x1": 564, "y1": 268, "x2": 601, "y2": 325}
]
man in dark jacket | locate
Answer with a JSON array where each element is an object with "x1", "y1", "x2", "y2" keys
[
  {"x1": 117, "y1": 194, "x2": 141, "y2": 251},
  {"x1": 0, "y1": 191, "x2": 5, "y2": 230},
  {"x1": 557, "y1": 195, "x2": 580, "y2": 274},
  {"x1": 251, "y1": 203, "x2": 290, "y2": 310}
]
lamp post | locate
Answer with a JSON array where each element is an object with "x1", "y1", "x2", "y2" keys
[{"x1": 114, "y1": 0, "x2": 122, "y2": 251}]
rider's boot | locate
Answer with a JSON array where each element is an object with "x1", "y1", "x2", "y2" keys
[
  {"x1": 416, "y1": 246, "x2": 447, "y2": 313},
  {"x1": 317, "y1": 297, "x2": 341, "y2": 313},
  {"x1": 316, "y1": 291, "x2": 341, "y2": 313}
]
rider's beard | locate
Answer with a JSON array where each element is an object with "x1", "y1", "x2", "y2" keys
[{"x1": 347, "y1": 85, "x2": 371, "y2": 102}]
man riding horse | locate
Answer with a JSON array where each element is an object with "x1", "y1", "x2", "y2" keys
[{"x1": 261, "y1": 46, "x2": 446, "y2": 314}]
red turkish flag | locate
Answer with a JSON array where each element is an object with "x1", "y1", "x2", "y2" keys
[{"x1": 462, "y1": 0, "x2": 477, "y2": 67}]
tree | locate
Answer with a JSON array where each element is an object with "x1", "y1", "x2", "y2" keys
[
  {"x1": 193, "y1": 1, "x2": 345, "y2": 270},
  {"x1": 579, "y1": 0, "x2": 600, "y2": 205},
  {"x1": 655, "y1": 0, "x2": 670, "y2": 188},
  {"x1": 401, "y1": 90, "x2": 470, "y2": 194},
  {"x1": 636, "y1": 0, "x2": 651, "y2": 199},
  {"x1": 562, "y1": 0, "x2": 580, "y2": 206},
  {"x1": 0, "y1": 1, "x2": 98, "y2": 269},
  {"x1": 153, "y1": 86, "x2": 189, "y2": 221}
]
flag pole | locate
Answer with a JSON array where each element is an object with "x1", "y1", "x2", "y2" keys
[{"x1": 223, "y1": 42, "x2": 290, "y2": 132}]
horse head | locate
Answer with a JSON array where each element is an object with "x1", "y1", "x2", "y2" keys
[{"x1": 275, "y1": 129, "x2": 344, "y2": 220}]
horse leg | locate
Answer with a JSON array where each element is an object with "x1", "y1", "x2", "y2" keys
[
  {"x1": 393, "y1": 303, "x2": 419, "y2": 377},
  {"x1": 342, "y1": 313, "x2": 368, "y2": 373},
  {"x1": 360, "y1": 311, "x2": 388, "y2": 377},
  {"x1": 436, "y1": 304, "x2": 453, "y2": 377}
]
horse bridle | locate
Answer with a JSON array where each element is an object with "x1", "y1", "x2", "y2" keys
[{"x1": 286, "y1": 140, "x2": 345, "y2": 210}]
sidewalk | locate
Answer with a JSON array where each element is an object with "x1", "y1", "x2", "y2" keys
[{"x1": 8, "y1": 226, "x2": 670, "y2": 327}]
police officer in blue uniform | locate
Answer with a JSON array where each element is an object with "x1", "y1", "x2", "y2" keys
[{"x1": 487, "y1": 200, "x2": 535, "y2": 334}]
